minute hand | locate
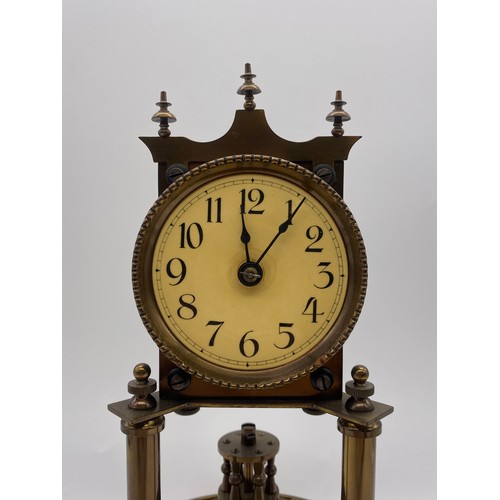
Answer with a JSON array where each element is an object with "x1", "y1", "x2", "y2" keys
[{"x1": 256, "y1": 197, "x2": 306, "y2": 265}]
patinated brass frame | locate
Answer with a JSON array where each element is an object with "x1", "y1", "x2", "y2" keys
[
  {"x1": 141, "y1": 102, "x2": 360, "y2": 398},
  {"x1": 109, "y1": 392, "x2": 393, "y2": 428},
  {"x1": 108, "y1": 384, "x2": 393, "y2": 500},
  {"x1": 132, "y1": 155, "x2": 367, "y2": 389},
  {"x1": 109, "y1": 72, "x2": 393, "y2": 500}
]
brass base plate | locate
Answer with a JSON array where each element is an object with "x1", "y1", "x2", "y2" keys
[{"x1": 189, "y1": 495, "x2": 307, "y2": 500}]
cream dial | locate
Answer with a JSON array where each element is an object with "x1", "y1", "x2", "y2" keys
[{"x1": 133, "y1": 157, "x2": 366, "y2": 388}]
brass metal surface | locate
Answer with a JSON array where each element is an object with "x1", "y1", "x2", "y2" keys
[
  {"x1": 338, "y1": 420, "x2": 379, "y2": 500},
  {"x1": 159, "y1": 348, "x2": 343, "y2": 400},
  {"x1": 139, "y1": 84, "x2": 361, "y2": 399},
  {"x1": 237, "y1": 63, "x2": 261, "y2": 110},
  {"x1": 335, "y1": 366, "x2": 384, "y2": 500},
  {"x1": 121, "y1": 416, "x2": 165, "y2": 500},
  {"x1": 216, "y1": 424, "x2": 281, "y2": 500},
  {"x1": 188, "y1": 495, "x2": 307, "y2": 500},
  {"x1": 151, "y1": 91, "x2": 176, "y2": 137},
  {"x1": 142, "y1": 109, "x2": 359, "y2": 200},
  {"x1": 218, "y1": 425, "x2": 279, "y2": 463},
  {"x1": 345, "y1": 365, "x2": 375, "y2": 412},
  {"x1": 112, "y1": 70, "x2": 394, "y2": 500},
  {"x1": 127, "y1": 363, "x2": 157, "y2": 410},
  {"x1": 108, "y1": 392, "x2": 393, "y2": 427},
  {"x1": 326, "y1": 90, "x2": 351, "y2": 137}
]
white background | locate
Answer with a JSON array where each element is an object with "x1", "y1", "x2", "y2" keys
[{"x1": 61, "y1": 1, "x2": 436, "y2": 499}]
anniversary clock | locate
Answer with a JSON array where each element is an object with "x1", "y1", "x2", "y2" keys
[{"x1": 109, "y1": 64, "x2": 393, "y2": 500}]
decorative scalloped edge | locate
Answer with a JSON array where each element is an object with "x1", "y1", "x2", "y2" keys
[{"x1": 132, "y1": 155, "x2": 367, "y2": 389}]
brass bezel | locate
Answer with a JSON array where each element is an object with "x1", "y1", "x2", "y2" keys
[{"x1": 132, "y1": 155, "x2": 367, "y2": 389}]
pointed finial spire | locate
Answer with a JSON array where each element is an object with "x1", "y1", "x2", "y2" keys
[
  {"x1": 237, "y1": 63, "x2": 261, "y2": 110},
  {"x1": 326, "y1": 90, "x2": 351, "y2": 136},
  {"x1": 151, "y1": 91, "x2": 177, "y2": 137}
]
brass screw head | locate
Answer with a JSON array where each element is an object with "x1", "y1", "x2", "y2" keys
[
  {"x1": 167, "y1": 367, "x2": 192, "y2": 391},
  {"x1": 310, "y1": 367, "x2": 335, "y2": 391}
]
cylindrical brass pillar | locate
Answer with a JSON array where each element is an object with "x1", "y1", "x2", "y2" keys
[
  {"x1": 337, "y1": 419, "x2": 382, "y2": 500},
  {"x1": 121, "y1": 416, "x2": 165, "y2": 500}
]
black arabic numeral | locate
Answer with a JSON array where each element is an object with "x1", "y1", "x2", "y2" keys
[
  {"x1": 274, "y1": 322, "x2": 295, "y2": 350},
  {"x1": 166, "y1": 258, "x2": 187, "y2": 286},
  {"x1": 302, "y1": 297, "x2": 324, "y2": 323},
  {"x1": 206, "y1": 320, "x2": 224, "y2": 346},
  {"x1": 179, "y1": 222, "x2": 203, "y2": 249},
  {"x1": 305, "y1": 225, "x2": 324, "y2": 252},
  {"x1": 206, "y1": 197, "x2": 222, "y2": 223},
  {"x1": 177, "y1": 294, "x2": 197, "y2": 320},
  {"x1": 240, "y1": 188, "x2": 265, "y2": 214},
  {"x1": 315, "y1": 262, "x2": 334, "y2": 289},
  {"x1": 286, "y1": 200, "x2": 294, "y2": 225},
  {"x1": 239, "y1": 331, "x2": 259, "y2": 358}
]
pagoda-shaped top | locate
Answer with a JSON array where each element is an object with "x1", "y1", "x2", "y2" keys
[{"x1": 140, "y1": 64, "x2": 361, "y2": 194}]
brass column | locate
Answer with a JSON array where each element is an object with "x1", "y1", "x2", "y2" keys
[
  {"x1": 121, "y1": 363, "x2": 165, "y2": 500},
  {"x1": 108, "y1": 362, "x2": 393, "y2": 500},
  {"x1": 338, "y1": 419, "x2": 381, "y2": 500},
  {"x1": 337, "y1": 365, "x2": 382, "y2": 500},
  {"x1": 121, "y1": 416, "x2": 165, "y2": 500}
]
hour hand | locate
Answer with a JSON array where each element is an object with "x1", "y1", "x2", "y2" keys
[{"x1": 240, "y1": 205, "x2": 252, "y2": 263}]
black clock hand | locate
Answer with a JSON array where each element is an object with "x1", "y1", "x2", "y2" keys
[
  {"x1": 256, "y1": 196, "x2": 306, "y2": 265},
  {"x1": 240, "y1": 204, "x2": 252, "y2": 263}
]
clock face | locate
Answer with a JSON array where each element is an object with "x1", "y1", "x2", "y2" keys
[{"x1": 133, "y1": 156, "x2": 367, "y2": 388}]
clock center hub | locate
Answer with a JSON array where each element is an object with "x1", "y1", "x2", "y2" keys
[{"x1": 238, "y1": 262, "x2": 264, "y2": 287}]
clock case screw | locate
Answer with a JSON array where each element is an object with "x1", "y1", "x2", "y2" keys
[
  {"x1": 166, "y1": 367, "x2": 201, "y2": 415},
  {"x1": 167, "y1": 367, "x2": 192, "y2": 391},
  {"x1": 165, "y1": 163, "x2": 188, "y2": 184},
  {"x1": 310, "y1": 367, "x2": 335, "y2": 392},
  {"x1": 313, "y1": 163, "x2": 336, "y2": 186},
  {"x1": 302, "y1": 367, "x2": 335, "y2": 415}
]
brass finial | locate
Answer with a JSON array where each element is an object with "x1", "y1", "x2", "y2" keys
[
  {"x1": 237, "y1": 63, "x2": 261, "y2": 110},
  {"x1": 127, "y1": 363, "x2": 157, "y2": 410},
  {"x1": 326, "y1": 90, "x2": 351, "y2": 136},
  {"x1": 345, "y1": 364, "x2": 375, "y2": 412},
  {"x1": 151, "y1": 90, "x2": 177, "y2": 137}
]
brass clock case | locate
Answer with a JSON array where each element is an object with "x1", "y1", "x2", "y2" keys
[{"x1": 132, "y1": 155, "x2": 367, "y2": 389}]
